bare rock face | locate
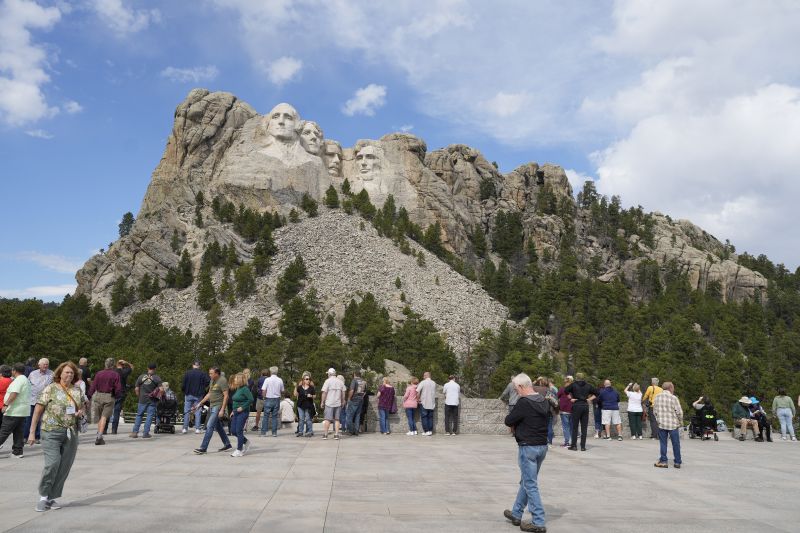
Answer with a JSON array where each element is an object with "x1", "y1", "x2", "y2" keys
[{"x1": 76, "y1": 89, "x2": 767, "y2": 335}]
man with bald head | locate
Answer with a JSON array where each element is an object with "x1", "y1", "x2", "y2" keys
[{"x1": 653, "y1": 381, "x2": 683, "y2": 469}]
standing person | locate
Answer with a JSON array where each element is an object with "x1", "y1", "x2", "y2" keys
[
  {"x1": 229, "y1": 372, "x2": 253, "y2": 457},
  {"x1": 25, "y1": 358, "x2": 53, "y2": 444},
  {"x1": 280, "y1": 393, "x2": 296, "y2": 429},
  {"x1": 181, "y1": 360, "x2": 210, "y2": 434},
  {"x1": 0, "y1": 363, "x2": 31, "y2": 458},
  {"x1": 337, "y1": 374, "x2": 348, "y2": 433},
  {"x1": 191, "y1": 366, "x2": 232, "y2": 454},
  {"x1": 500, "y1": 375, "x2": 520, "y2": 413},
  {"x1": 0, "y1": 365, "x2": 12, "y2": 428},
  {"x1": 442, "y1": 375, "x2": 460, "y2": 436},
  {"x1": 110, "y1": 359, "x2": 133, "y2": 435},
  {"x1": 260, "y1": 366, "x2": 284, "y2": 437},
  {"x1": 24, "y1": 358, "x2": 35, "y2": 377},
  {"x1": 345, "y1": 371, "x2": 368, "y2": 436},
  {"x1": 557, "y1": 376, "x2": 573, "y2": 447},
  {"x1": 295, "y1": 373, "x2": 316, "y2": 437},
  {"x1": 564, "y1": 372, "x2": 597, "y2": 451},
  {"x1": 772, "y1": 388, "x2": 797, "y2": 441},
  {"x1": 642, "y1": 377, "x2": 663, "y2": 439},
  {"x1": 77, "y1": 357, "x2": 91, "y2": 385},
  {"x1": 416, "y1": 371, "x2": 437, "y2": 436},
  {"x1": 624, "y1": 382, "x2": 644, "y2": 439},
  {"x1": 653, "y1": 381, "x2": 683, "y2": 469},
  {"x1": 502, "y1": 373, "x2": 549, "y2": 533},
  {"x1": 403, "y1": 377, "x2": 419, "y2": 435},
  {"x1": 252, "y1": 369, "x2": 269, "y2": 431},
  {"x1": 320, "y1": 368, "x2": 345, "y2": 440},
  {"x1": 377, "y1": 377, "x2": 396, "y2": 435},
  {"x1": 27, "y1": 361, "x2": 88, "y2": 511},
  {"x1": 88, "y1": 358, "x2": 122, "y2": 445},
  {"x1": 130, "y1": 364, "x2": 162, "y2": 439},
  {"x1": 597, "y1": 379, "x2": 623, "y2": 440}
]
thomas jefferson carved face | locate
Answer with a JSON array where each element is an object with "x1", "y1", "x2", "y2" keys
[
  {"x1": 300, "y1": 121, "x2": 323, "y2": 154},
  {"x1": 266, "y1": 103, "x2": 299, "y2": 142},
  {"x1": 324, "y1": 141, "x2": 342, "y2": 177},
  {"x1": 356, "y1": 145, "x2": 379, "y2": 178}
]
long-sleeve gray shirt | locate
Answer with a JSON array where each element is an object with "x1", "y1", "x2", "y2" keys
[{"x1": 500, "y1": 382, "x2": 519, "y2": 406}]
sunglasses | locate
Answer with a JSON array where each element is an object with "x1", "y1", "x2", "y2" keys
[{"x1": 303, "y1": 377, "x2": 310, "y2": 380}]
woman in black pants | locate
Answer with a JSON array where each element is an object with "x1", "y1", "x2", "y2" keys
[{"x1": 564, "y1": 373, "x2": 597, "y2": 451}]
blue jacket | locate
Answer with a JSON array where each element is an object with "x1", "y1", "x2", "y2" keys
[
  {"x1": 182, "y1": 368, "x2": 210, "y2": 397},
  {"x1": 597, "y1": 387, "x2": 620, "y2": 410}
]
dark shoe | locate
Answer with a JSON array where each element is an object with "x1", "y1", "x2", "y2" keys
[
  {"x1": 767, "y1": 437, "x2": 773, "y2": 442},
  {"x1": 95, "y1": 437, "x2": 105, "y2": 445},
  {"x1": 654, "y1": 462, "x2": 668, "y2": 468},
  {"x1": 674, "y1": 463, "x2": 681, "y2": 469},
  {"x1": 519, "y1": 520, "x2": 547, "y2": 532},
  {"x1": 142, "y1": 434, "x2": 152, "y2": 439},
  {"x1": 218, "y1": 444, "x2": 233, "y2": 452},
  {"x1": 738, "y1": 436, "x2": 745, "y2": 441},
  {"x1": 567, "y1": 446, "x2": 577, "y2": 451},
  {"x1": 111, "y1": 430, "x2": 117, "y2": 435},
  {"x1": 580, "y1": 447, "x2": 586, "y2": 451},
  {"x1": 46, "y1": 499, "x2": 62, "y2": 510},
  {"x1": 250, "y1": 425, "x2": 259, "y2": 431},
  {"x1": 504, "y1": 510, "x2": 521, "y2": 526},
  {"x1": 129, "y1": 433, "x2": 138, "y2": 438},
  {"x1": 755, "y1": 436, "x2": 764, "y2": 442},
  {"x1": 193, "y1": 448, "x2": 207, "y2": 455}
]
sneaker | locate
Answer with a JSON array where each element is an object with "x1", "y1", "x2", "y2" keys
[
  {"x1": 218, "y1": 445, "x2": 232, "y2": 452},
  {"x1": 446, "y1": 432, "x2": 451, "y2": 436},
  {"x1": 12, "y1": 453, "x2": 24, "y2": 459},
  {"x1": 617, "y1": 436, "x2": 623, "y2": 441},
  {"x1": 781, "y1": 436, "x2": 787, "y2": 441},
  {"x1": 296, "y1": 433, "x2": 303, "y2": 437},
  {"x1": 674, "y1": 463, "x2": 681, "y2": 469},
  {"x1": 603, "y1": 436, "x2": 611, "y2": 440},
  {"x1": 46, "y1": 500, "x2": 62, "y2": 510},
  {"x1": 654, "y1": 462, "x2": 668, "y2": 468},
  {"x1": 250, "y1": 425, "x2": 259, "y2": 431},
  {"x1": 519, "y1": 520, "x2": 547, "y2": 532},
  {"x1": 567, "y1": 446, "x2": 577, "y2": 451},
  {"x1": 95, "y1": 437, "x2": 105, "y2": 445},
  {"x1": 594, "y1": 433, "x2": 600, "y2": 439},
  {"x1": 406, "y1": 431, "x2": 415, "y2": 436},
  {"x1": 129, "y1": 433, "x2": 138, "y2": 438},
  {"x1": 413, "y1": 431, "x2": 418, "y2": 435},
  {"x1": 580, "y1": 447, "x2": 586, "y2": 451},
  {"x1": 503, "y1": 509, "x2": 521, "y2": 526},
  {"x1": 792, "y1": 436, "x2": 797, "y2": 441},
  {"x1": 193, "y1": 448, "x2": 207, "y2": 455},
  {"x1": 272, "y1": 434, "x2": 278, "y2": 437},
  {"x1": 142, "y1": 434, "x2": 152, "y2": 439},
  {"x1": 35, "y1": 439, "x2": 40, "y2": 444},
  {"x1": 333, "y1": 434, "x2": 340, "y2": 440},
  {"x1": 243, "y1": 440, "x2": 250, "y2": 454},
  {"x1": 195, "y1": 429, "x2": 201, "y2": 434},
  {"x1": 230, "y1": 450, "x2": 243, "y2": 457},
  {"x1": 35, "y1": 500, "x2": 48, "y2": 512},
  {"x1": 181, "y1": 429, "x2": 187, "y2": 434},
  {"x1": 322, "y1": 434, "x2": 328, "y2": 440}
]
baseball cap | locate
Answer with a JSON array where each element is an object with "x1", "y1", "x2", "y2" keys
[{"x1": 327, "y1": 368, "x2": 336, "y2": 375}]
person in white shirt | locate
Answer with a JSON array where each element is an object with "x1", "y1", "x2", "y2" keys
[
  {"x1": 279, "y1": 394, "x2": 296, "y2": 428},
  {"x1": 624, "y1": 383, "x2": 644, "y2": 439},
  {"x1": 416, "y1": 372, "x2": 437, "y2": 436},
  {"x1": 320, "y1": 368, "x2": 345, "y2": 440},
  {"x1": 260, "y1": 366, "x2": 284, "y2": 437},
  {"x1": 442, "y1": 375, "x2": 460, "y2": 435}
]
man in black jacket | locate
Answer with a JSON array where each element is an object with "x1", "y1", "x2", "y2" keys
[
  {"x1": 182, "y1": 361, "x2": 210, "y2": 434},
  {"x1": 564, "y1": 372, "x2": 598, "y2": 451},
  {"x1": 503, "y1": 373, "x2": 549, "y2": 533}
]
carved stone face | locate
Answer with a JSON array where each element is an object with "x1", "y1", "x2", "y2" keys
[
  {"x1": 324, "y1": 141, "x2": 342, "y2": 177},
  {"x1": 300, "y1": 121, "x2": 323, "y2": 154},
  {"x1": 356, "y1": 145, "x2": 379, "y2": 178},
  {"x1": 266, "y1": 103, "x2": 299, "y2": 142}
]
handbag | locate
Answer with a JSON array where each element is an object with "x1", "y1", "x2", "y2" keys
[{"x1": 61, "y1": 384, "x2": 88, "y2": 433}]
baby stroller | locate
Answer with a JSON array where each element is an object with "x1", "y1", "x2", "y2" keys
[
  {"x1": 689, "y1": 407, "x2": 718, "y2": 441},
  {"x1": 154, "y1": 395, "x2": 178, "y2": 434}
]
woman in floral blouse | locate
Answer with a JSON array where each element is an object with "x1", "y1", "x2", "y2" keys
[{"x1": 27, "y1": 361, "x2": 88, "y2": 512}]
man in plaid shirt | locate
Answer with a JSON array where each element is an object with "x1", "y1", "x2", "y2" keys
[{"x1": 653, "y1": 381, "x2": 683, "y2": 469}]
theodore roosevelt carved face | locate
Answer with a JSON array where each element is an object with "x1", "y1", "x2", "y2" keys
[{"x1": 323, "y1": 140, "x2": 342, "y2": 177}]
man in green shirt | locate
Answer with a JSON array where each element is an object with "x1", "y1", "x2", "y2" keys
[
  {"x1": 191, "y1": 367, "x2": 232, "y2": 454},
  {"x1": 0, "y1": 363, "x2": 32, "y2": 458}
]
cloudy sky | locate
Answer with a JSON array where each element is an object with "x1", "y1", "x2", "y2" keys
[{"x1": 1, "y1": 0, "x2": 799, "y2": 301}]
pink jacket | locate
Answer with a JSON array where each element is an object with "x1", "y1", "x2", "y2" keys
[{"x1": 403, "y1": 384, "x2": 419, "y2": 409}]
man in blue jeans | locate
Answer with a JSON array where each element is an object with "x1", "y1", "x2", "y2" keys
[
  {"x1": 503, "y1": 373, "x2": 549, "y2": 533},
  {"x1": 181, "y1": 360, "x2": 209, "y2": 434},
  {"x1": 346, "y1": 371, "x2": 367, "y2": 436},
  {"x1": 130, "y1": 363, "x2": 162, "y2": 439},
  {"x1": 192, "y1": 366, "x2": 232, "y2": 454},
  {"x1": 652, "y1": 381, "x2": 683, "y2": 469},
  {"x1": 260, "y1": 366, "x2": 284, "y2": 437}
]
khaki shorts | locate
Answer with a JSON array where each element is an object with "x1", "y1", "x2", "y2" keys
[
  {"x1": 324, "y1": 405, "x2": 341, "y2": 422},
  {"x1": 601, "y1": 409, "x2": 622, "y2": 425},
  {"x1": 91, "y1": 392, "x2": 115, "y2": 421},
  {"x1": 256, "y1": 398, "x2": 264, "y2": 413}
]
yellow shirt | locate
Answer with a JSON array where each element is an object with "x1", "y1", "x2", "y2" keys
[{"x1": 643, "y1": 385, "x2": 663, "y2": 407}]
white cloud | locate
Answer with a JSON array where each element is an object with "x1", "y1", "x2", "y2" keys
[
  {"x1": 90, "y1": 0, "x2": 160, "y2": 35},
  {"x1": 160, "y1": 65, "x2": 219, "y2": 84},
  {"x1": 342, "y1": 84, "x2": 387, "y2": 116},
  {"x1": 0, "y1": 284, "x2": 76, "y2": 300},
  {"x1": 484, "y1": 92, "x2": 529, "y2": 118},
  {"x1": 25, "y1": 129, "x2": 53, "y2": 139},
  {"x1": 0, "y1": 0, "x2": 62, "y2": 126},
  {"x1": 564, "y1": 169, "x2": 593, "y2": 195},
  {"x1": 264, "y1": 56, "x2": 301, "y2": 85},
  {"x1": 63, "y1": 100, "x2": 83, "y2": 114},
  {"x1": 398, "y1": 124, "x2": 414, "y2": 132},
  {"x1": 14, "y1": 251, "x2": 83, "y2": 273}
]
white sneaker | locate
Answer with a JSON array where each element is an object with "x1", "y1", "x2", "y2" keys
[
  {"x1": 413, "y1": 431, "x2": 418, "y2": 435},
  {"x1": 792, "y1": 436, "x2": 797, "y2": 441},
  {"x1": 425, "y1": 431, "x2": 432, "y2": 436},
  {"x1": 243, "y1": 440, "x2": 250, "y2": 454},
  {"x1": 181, "y1": 428, "x2": 187, "y2": 434},
  {"x1": 230, "y1": 449, "x2": 243, "y2": 457},
  {"x1": 195, "y1": 429, "x2": 201, "y2": 434},
  {"x1": 406, "y1": 431, "x2": 415, "y2": 436},
  {"x1": 446, "y1": 432, "x2": 451, "y2": 436},
  {"x1": 781, "y1": 436, "x2": 787, "y2": 440}
]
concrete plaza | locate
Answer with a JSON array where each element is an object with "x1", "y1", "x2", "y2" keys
[{"x1": 1, "y1": 423, "x2": 798, "y2": 532}]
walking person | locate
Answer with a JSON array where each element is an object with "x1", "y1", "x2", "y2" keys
[
  {"x1": 564, "y1": 372, "x2": 597, "y2": 451},
  {"x1": 345, "y1": 371, "x2": 368, "y2": 436},
  {"x1": 88, "y1": 358, "x2": 122, "y2": 445},
  {"x1": 653, "y1": 381, "x2": 683, "y2": 469},
  {"x1": 260, "y1": 366, "x2": 284, "y2": 437},
  {"x1": 130, "y1": 364, "x2": 162, "y2": 439},
  {"x1": 642, "y1": 377, "x2": 663, "y2": 439},
  {"x1": 502, "y1": 373, "x2": 549, "y2": 533},
  {"x1": 416, "y1": 371, "x2": 437, "y2": 436},
  {"x1": 377, "y1": 377, "x2": 396, "y2": 435},
  {"x1": 110, "y1": 359, "x2": 133, "y2": 435},
  {"x1": 772, "y1": 388, "x2": 797, "y2": 441},
  {"x1": 27, "y1": 361, "x2": 88, "y2": 511},
  {"x1": 0, "y1": 363, "x2": 31, "y2": 458},
  {"x1": 598, "y1": 379, "x2": 623, "y2": 440},
  {"x1": 442, "y1": 375, "x2": 460, "y2": 436},
  {"x1": 181, "y1": 360, "x2": 210, "y2": 434},
  {"x1": 191, "y1": 366, "x2": 232, "y2": 454},
  {"x1": 252, "y1": 369, "x2": 269, "y2": 431},
  {"x1": 624, "y1": 382, "x2": 644, "y2": 439},
  {"x1": 25, "y1": 358, "x2": 53, "y2": 444},
  {"x1": 229, "y1": 372, "x2": 253, "y2": 457},
  {"x1": 557, "y1": 376, "x2": 573, "y2": 447},
  {"x1": 403, "y1": 377, "x2": 419, "y2": 435},
  {"x1": 0, "y1": 365, "x2": 12, "y2": 429},
  {"x1": 320, "y1": 368, "x2": 345, "y2": 440},
  {"x1": 295, "y1": 373, "x2": 315, "y2": 437}
]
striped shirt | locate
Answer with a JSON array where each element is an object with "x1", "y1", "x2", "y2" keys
[{"x1": 653, "y1": 390, "x2": 684, "y2": 430}]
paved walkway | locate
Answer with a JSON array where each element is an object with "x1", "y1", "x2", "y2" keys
[{"x1": 1, "y1": 424, "x2": 798, "y2": 532}]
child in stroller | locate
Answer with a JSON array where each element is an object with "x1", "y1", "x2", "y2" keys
[
  {"x1": 154, "y1": 382, "x2": 178, "y2": 434},
  {"x1": 689, "y1": 396, "x2": 718, "y2": 440}
]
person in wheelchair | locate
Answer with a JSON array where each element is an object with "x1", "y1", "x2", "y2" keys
[{"x1": 690, "y1": 396, "x2": 718, "y2": 440}]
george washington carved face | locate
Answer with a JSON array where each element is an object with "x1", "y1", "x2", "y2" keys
[{"x1": 266, "y1": 103, "x2": 299, "y2": 142}]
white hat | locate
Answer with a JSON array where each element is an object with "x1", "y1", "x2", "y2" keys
[
  {"x1": 738, "y1": 396, "x2": 752, "y2": 405},
  {"x1": 327, "y1": 368, "x2": 336, "y2": 375}
]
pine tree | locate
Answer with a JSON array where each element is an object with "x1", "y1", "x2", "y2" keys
[
  {"x1": 276, "y1": 255, "x2": 307, "y2": 305},
  {"x1": 300, "y1": 193, "x2": 318, "y2": 217},
  {"x1": 289, "y1": 208, "x2": 300, "y2": 223},
  {"x1": 235, "y1": 263, "x2": 256, "y2": 299},
  {"x1": 218, "y1": 269, "x2": 235, "y2": 306},
  {"x1": 471, "y1": 225, "x2": 487, "y2": 257},
  {"x1": 174, "y1": 250, "x2": 194, "y2": 289},
  {"x1": 196, "y1": 267, "x2": 216, "y2": 311},
  {"x1": 170, "y1": 229, "x2": 180, "y2": 253},
  {"x1": 341, "y1": 178, "x2": 352, "y2": 196},
  {"x1": 119, "y1": 212, "x2": 135, "y2": 237},
  {"x1": 110, "y1": 277, "x2": 133, "y2": 314},
  {"x1": 324, "y1": 185, "x2": 340, "y2": 208},
  {"x1": 200, "y1": 304, "x2": 227, "y2": 361}
]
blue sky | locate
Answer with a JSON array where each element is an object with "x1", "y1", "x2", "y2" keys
[{"x1": 1, "y1": 0, "x2": 799, "y2": 301}]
